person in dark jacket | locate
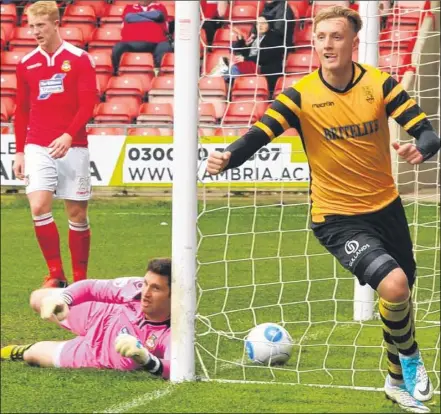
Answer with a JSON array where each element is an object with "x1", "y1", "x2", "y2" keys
[{"x1": 230, "y1": 15, "x2": 285, "y2": 96}]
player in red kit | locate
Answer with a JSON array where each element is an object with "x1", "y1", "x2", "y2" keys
[{"x1": 13, "y1": 1, "x2": 98, "y2": 288}]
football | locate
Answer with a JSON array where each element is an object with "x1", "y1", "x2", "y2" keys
[{"x1": 245, "y1": 323, "x2": 294, "y2": 365}]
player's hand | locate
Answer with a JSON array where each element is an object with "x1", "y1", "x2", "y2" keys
[
  {"x1": 392, "y1": 142, "x2": 424, "y2": 165},
  {"x1": 115, "y1": 333, "x2": 151, "y2": 366},
  {"x1": 48, "y1": 133, "x2": 73, "y2": 159},
  {"x1": 206, "y1": 151, "x2": 231, "y2": 175},
  {"x1": 40, "y1": 294, "x2": 69, "y2": 322},
  {"x1": 13, "y1": 153, "x2": 25, "y2": 180}
]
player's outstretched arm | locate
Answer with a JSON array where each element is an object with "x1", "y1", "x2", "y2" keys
[
  {"x1": 207, "y1": 87, "x2": 302, "y2": 175},
  {"x1": 383, "y1": 74, "x2": 440, "y2": 163}
]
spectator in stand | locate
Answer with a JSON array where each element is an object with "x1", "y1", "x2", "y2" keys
[
  {"x1": 260, "y1": 0, "x2": 294, "y2": 49},
  {"x1": 111, "y1": 1, "x2": 173, "y2": 75},
  {"x1": 201, "y1": 0, "x2": 228, "y2": 45},
  {"x1": 228, "y1": 15, "x2": 285, "y2": 96}
]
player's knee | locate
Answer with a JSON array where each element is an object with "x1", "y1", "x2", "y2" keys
[
  {"x1": 377, "y1": 268, "x2": 410, "y2": 302},
  {"x1": 65, "y1": 201, "x2": 88, "y2": 223}
]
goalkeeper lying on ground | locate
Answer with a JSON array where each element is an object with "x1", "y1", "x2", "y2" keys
[{"x1": 1, "y1": 258, "x2": 171, "y2": 379}]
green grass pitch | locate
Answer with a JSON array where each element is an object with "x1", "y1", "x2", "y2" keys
[{"x1": 1, "y1": 195, "x2": 439, "y2": 413}]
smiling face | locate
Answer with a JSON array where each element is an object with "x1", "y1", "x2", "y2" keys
[
  {"x1": 140, "y1": 271, "x2": 171, "y2": 321},
  {"x1": 314, "y1": 17, "x2": 359, "y2": 72},
  {"x1": 28, "y1": 13, "x2": 59, "y2": 51}
]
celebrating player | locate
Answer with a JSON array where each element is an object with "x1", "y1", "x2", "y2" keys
[
  {"x1": 13, "y1": 1, "x2": 98, "y2": 288},
  {"x1": 206, "y1": 6, "x2": 440, "y2": 413},
  {"x1": 1, "y1": 258, "x2": 171, "y2": 379}
]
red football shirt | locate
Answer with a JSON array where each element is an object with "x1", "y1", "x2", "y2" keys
[
  {"x1": 14, "y1": 41, "x2": 97, "y2": 153},
  {"x1": 121, "y1": 2, "x2": 168, "y2": 43}
]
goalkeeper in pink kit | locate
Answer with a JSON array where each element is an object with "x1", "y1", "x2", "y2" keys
[{"x1": 1, "y1": 258, "x2": 171, "y2": 379}]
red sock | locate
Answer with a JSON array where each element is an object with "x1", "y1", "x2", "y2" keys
[
  {"x1": 33, "y1": 213, "x2": 65, "y2": 280},
  {"x1": 69, "y1": 220, "x2": 90, "y2": 283}
]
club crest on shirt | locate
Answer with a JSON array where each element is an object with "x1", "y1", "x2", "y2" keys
[
  {"x1": 38, "y1": 73, "x2": 66, "y2": 100},
  {"x1": 362, "y1": 86, "x2": 375, "y2": 104},
  {"x1": 145, "y1": 334, "x2": 157, "y2": 350},
  {"x1": 61, "y1": 60, "x2": 71, "y2": 72}
]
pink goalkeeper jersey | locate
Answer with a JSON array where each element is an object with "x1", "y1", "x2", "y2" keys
[{"x1": 60, "y1": 277, "x2": 170, "y2": 378}]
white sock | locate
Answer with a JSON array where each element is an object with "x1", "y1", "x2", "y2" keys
[{"x1": 388, "y1": 375, "x2": 404, "y2": 387}]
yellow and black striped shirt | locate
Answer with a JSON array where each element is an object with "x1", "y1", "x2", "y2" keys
[{"x1": 253, "y1": 63, "x2": 431, "y2": 223}]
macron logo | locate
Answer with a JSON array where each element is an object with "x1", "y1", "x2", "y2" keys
[
  {"x1": 27, "y1": 63, "x2": 42, "y2": 70},
  {"x1": 312, "y1": 101, "x2": 334, "y2": 109}
]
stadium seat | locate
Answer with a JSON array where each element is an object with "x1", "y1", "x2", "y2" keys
[
  {"x1": 94, "y1": 102, "x2": 133, "y2": 123},
  {"x1": 233, "y1": 1, "x2": 265, "y2": 14},
  {"x1": 1, "y1": 22, "x2": 15, "y2": 46},
  {"x1": 293, "y1": 23, "x2": 314, "y2": 50},
  {"x1": 231, "y1": 75, "x2": 270, "y2": 102},
  {"x1": 87, "y1": 127, "x2": 125, "y2": 136},
  {"x1": 160, "y1": 52, "x2": 174, "y2": 74},
  {"x1": 214, "y1": 127, "x2": 239, "y2": 137},
  {"x1": 1, "y1": 74, "x2": 17, "y2": 98},
  {"x1": 199, "y1": 127, "x2": 217, "y2": 136},
  {"x1": 198, "y1": 102, "x2": 217, "y2": 124},
  {"x1": 137, "y1": 103, "x2": 173, "y2": 124},
  {"x1": 127, "y1": 127, "x2": 161, "y2": 136},
  {"x1": 88, "y1": 27, "x2": 121, "y2": 51},
  {"x1": 273, "y1": 74, "x2": 303, "y2": 97},
  {"x1": 199, "y1": 76, "x2": 228, "y2": 99},
  {"x1": 212, "y1": 28, "x2": 239, "y2": 49},
  {"x1": 1, "y1": 28, "x2": 5, "y2": 50},
  {"x1": 9, "y1": 27, "x2": 37, "y2": 50},
  {"x1": 202, "y1": 50, "x2": 234, "y2": 75},
  {"x1": 392, "y1": 1, "x2": 431, "y2": 26},
  {"x1": 378, "y1": 49, "x2": 412, "y2": 79},
  {"x1": 285, "y1": 51, "x2": 320, "y2": 74},
  {"x1": 379, "y1": 26, "x2": 418, "y2": 52},
  {"x1": 119, "y1": 53, "x2": 155, "y2": 75},
  {"x1": 288, "y1": 0, "x2": 311, "y2": 19},
  {"x1": 100, "y1": 4, "x2": 125, "y2": 25},
  {"x1": 230, "y1": 4, "x2": 258, "y2": 34},
  {"x1": 1, "y1": 50, "x2": 27, "y2": 73},
  {"x1": 113, "y1": 0, "x2": 138, "y2": 5},
  {"x1": 0, "y1": 3, "x2": 17, "y2": 24},
  {"x1": 148, "y1": 75, "x2": 174, "y2": 104},
  {"x1": 158, "y1": 127, "x2": 173, "y2": 136},
  {"x1": 1, "y1": 96, "x2": 16, "y2": 120},
  {"x1": 90, "y1": 51, "x2": 113, "y2": 74},
  {"x1": 96, "y1": 74, "x2": 112, "y2": 95},
  {"x1": 62, "y1": 4, "x2": 97, "y2": 42},
  {"x1": 104, "y1": 75, "x2": 145, "y2": 118},
  {"x1": 61, "y1": 22, "x2": 94, "y2": 44},
  {"x1": 222, "y1": 102, "x2": 266, "y2": 125},
  {"x1": 1, "y1": 101, "x2": 9, "y2": 122},
  {"x1": 59, "y1": 27, "x2": 85, "y2": 48},
  {"x1": 75, "y1": 1, "x2": 109, "y2": 18}
]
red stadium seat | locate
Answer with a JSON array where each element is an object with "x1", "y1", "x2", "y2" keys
[
  {"x1": 198, "y1": 102, "x2": 217, "y2": 124},
  {"x1": 392, "y1": 1, "x2": 431, "y2": 26},
  {"x1": 1, "y1": 28, "x2": 5, "y2": 50},
  {"x1": 1, "y1": 22, "x2": 15, "y2": 46},
  {"x1": 9, "y1": 27, "x2": 37, "y2": 50},
  {"x1": 214, "y1": 127, "x2": 240, "y2": 137},
  {"x1": 104, "y1": 75, "x2": 145, "y2": 118},
  {"x1": 230, "y1": 4, "x2": 258, "y2": 33},
  {"x1": 1, "y1": 74, "x2": 17, "y2": 97},
  {"x1": 1, "y1": 101, "x2": 9, "y2": 122},
  {"x1": 202, "y1": 50, "x2": 234, "y2": 75},
  {"x1": 379, "y1": 26, "x2": 417, "y2": 52},
  {"x1": 137, "y1": 103, "x2": 173, "y2": 124},
  {"x1": 75, "y1": 1, "x2": 109, "y2": 18},
  {"x1": 63, "y1": 4, "x2": 97, "y2": 23},
  {"x1": 199, "y1": 76, "x2": 228, "y2": 99},
  {"x1": 59, "y1": 27, "x2": 84, "y2": 48},
  {"x1": 87, "y1": 127, "x2": 125, "y2": 136},
  {"x1": 119, "y1": 53, "x2": 155, "y2": 75},
  {"x1": 158, "y1": 127, "x2": 173, "y2": 136},
  {"x1": 288, "y1": 1, "x2": 311, "y2": 19},
  {"x1": 293, "y1": 23, "x2": 313, "y2": 50},
  {"x1": 378, "y1": 49, "x2": 412, "y2": 79},
  {"x1": 285, "y1": 51, "x2": 320, "y2": 74},
  {"x1": 89, "y1": 51, "x2": 113, "y2": 74},
  {"x1": 127, "y1": 127, "x2": 161, "y2": 136},
  {"x1": 61, "y1": 23, "x2": 95, "y2": 44},
  {"x1": 94, "y1": 102, "x2": 133, "y2": 123},
  {"x1": 273, "y1": 74, "x2": 303, "y2": 97},
  {"x1": 88, "y1": 27, "x2": 121, "y2": 51},
  {"x1": 0, "y1": 4, "x2": 17, "y2": 23},
  {"x1": 96, "y1": 74, "x2": 112, "y2": 95},
  {"x1": 100, "y1": 4, "x2": 125, "y2": 25},
  {"x1": 1, "y1": 50, "x2": 27, "y2": 73},
  {"x1": 199, "y1": 127, "x2": 217, "y2": 136},
  {"x1": 233, "y1": 1, "x2": 265, "y2": 14},
  {"x1": 222, "y1": 102, "x2": 266, "y2": 125},
  {"x1": 160, "y1": 52, "x2": 174, "y2": 74},
  {"x1": 212, "y1": 28, "x2": 239, "y2": 49},
  {"x1": 148, "y1": 75, "x2": 174, "y2": 103},
  {"x1": 1, "y1": 96, "x2": 16, "y2": 119},
  {"x1": 231, "y1": 75, "x2": 269, "y2": 102}
]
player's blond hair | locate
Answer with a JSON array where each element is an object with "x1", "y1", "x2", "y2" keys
[
  {"x1": 313, "y1": 6, "x2": 363, "y2": 34},
  {"x1": 27, "y1": 1, "x2": 60, "y2": 22}
]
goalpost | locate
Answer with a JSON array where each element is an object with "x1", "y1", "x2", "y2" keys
[{"x1": 171, "y1": 0, "x2": 440, "y2": 391}]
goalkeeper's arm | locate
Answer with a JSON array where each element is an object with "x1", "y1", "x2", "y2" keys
[{"x1": 115, "y1": 334, "x2": 168, "y2": 379}]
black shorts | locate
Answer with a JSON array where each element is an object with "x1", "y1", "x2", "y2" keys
[{"x1": 311, "y1": 197, "x2": 416, "y2": 290}]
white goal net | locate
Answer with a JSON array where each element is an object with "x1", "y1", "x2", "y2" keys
[{"x1": 194, "y1": 0, "x2": 440, "y2": 391}]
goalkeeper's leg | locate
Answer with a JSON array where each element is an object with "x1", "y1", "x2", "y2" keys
[{"x1": 1, "y1": 341, "x2": 67, "y2": 368}]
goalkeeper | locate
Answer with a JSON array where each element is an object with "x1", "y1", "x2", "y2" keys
[
  {"x1": 1, "y1": 258, "x2": 171, "y2": 379},
  {"x1": 206, "y1": 5, "x2": 439, "y2": 414}
]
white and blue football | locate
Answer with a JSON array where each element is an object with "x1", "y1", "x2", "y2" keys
[{"x1": 245, "y1": 323, "x2": 294, "y2": 365}]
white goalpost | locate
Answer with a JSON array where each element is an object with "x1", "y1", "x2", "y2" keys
[{"x1": 172, "y1": 0, "x2": 440, "y2": 393}]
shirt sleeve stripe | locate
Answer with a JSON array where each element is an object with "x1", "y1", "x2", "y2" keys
[
  {"x1": 270, "y1": 100, "x2": 301, "y2": 130},
  {"x1": 393, "y1": 102, "x2": 422, "y2": 125},
  {"x1": 259, "y1": 114, "x2": 285, "y2": 138},
  {"x1": 386, "y1": 90, "x2": 411, "y2": 117},
  {"x1": 266, "y1": 108, "x2": 290, "y2": 130},
  {"x1": 391, "y1": 99, "x2": 417, "y2": 120},
  {"x1": 254, "y1": 121, "x2": 275, "y2": 140},
  {"x1": 277, "y1": 92, "x2": 301, "y2": 118},
  {"x1": 384, "y1": 83, "x2": 403, "y2": 106},
  {"x1": 382, "y1": 74, "x2": 399, "y2": 100},
  {"x1": 403, "y1": 112, "x2": 427, "y2": 131}
]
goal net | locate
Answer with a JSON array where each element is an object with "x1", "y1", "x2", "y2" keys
[{"x1": 194, "y1": 0, "x2": 440, "y2": 391}]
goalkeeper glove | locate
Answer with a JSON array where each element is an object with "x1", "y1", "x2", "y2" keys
[
  {"x1": 114, "y1": 333, "x2": 151, "y2": 366},
  {"x1": 40, "y1": 294, "x2": 70, "y2": 322}
]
